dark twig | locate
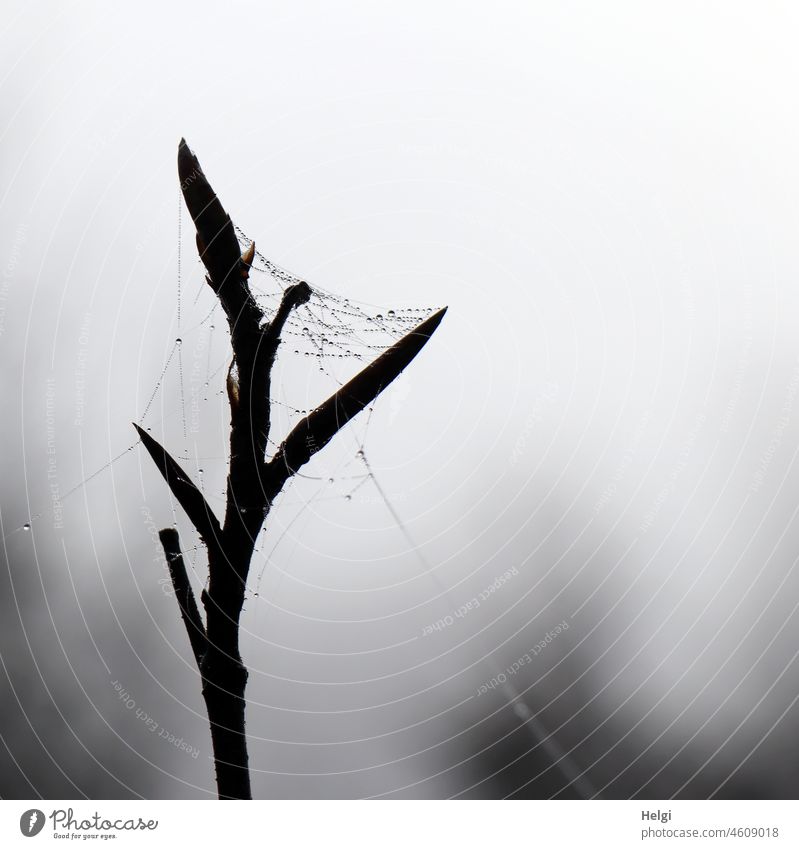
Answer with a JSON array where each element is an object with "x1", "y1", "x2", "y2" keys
[
  {"x1": 269, "y1": 306, "x2": 448, "y2": 484},
  {"x1": 159, "y1": 528, "x2": 207, "y2": 666},
  {"x1": 134, "y1": 425, "x2": 222, "y2": 552},
  {"x1": 139, "y1": 139, "x2": 447, "y2": 800}
]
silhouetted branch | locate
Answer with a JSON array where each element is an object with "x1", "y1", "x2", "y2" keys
[
  {"x1": 265, "y1": 281, "x2": 313, "y2": 344},
  {"x1": 269, "y1": 306, "x2": 448, "y2": 481},
  {"x1": 134, "y1": 424, "x2": 222, "y2": 551},
  {"x1": 177, "y1": 138, "x2": 243, "y2": 301},
  {"x1": 159, "y1": 528, "x2": 207, "y2": 667},
  {"x1": 139, "y1": 138, "x2": 447, "y2": 800}
]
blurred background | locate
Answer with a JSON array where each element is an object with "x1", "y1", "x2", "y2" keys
[{"x1": 2, "y1": 1, "x2": 799, "y2": 799}]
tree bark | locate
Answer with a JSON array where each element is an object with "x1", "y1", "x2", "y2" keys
[{"x1": 200, "y1": 583, "x2": 251, "y2": 800}]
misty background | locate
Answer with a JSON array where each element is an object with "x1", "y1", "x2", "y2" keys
[{"x1": 2, "y1": 1, "x2": 799, "y2": 798}]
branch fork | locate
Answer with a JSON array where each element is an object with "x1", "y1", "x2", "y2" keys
[{"x1": 138, "y1": 139, "x2": 447, "y2": 799}]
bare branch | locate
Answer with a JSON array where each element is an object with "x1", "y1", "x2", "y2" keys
[
  {"x1": 268, "y1": 306, "x2": 447, "y2": 480},
  {"x1": 264, "y1": 281, "x2": 312, "y2": 342},
  {"x1": 159, "y1": 528, "x2": 207, "y2": 666},
  {"x1": 224, "y1": 280, "x2": 312, "y2": 490},
  {"x1": 134, "y1": 424, "x2": 223, "y2": 550},
  {"x1": 177, "y1": 141, "x2": 312, "y2": 528},
  {"x1": 177, "y1": 139, "x2": 242, "y2": 291},
  {"x1": 177, "y1": 139, "x2": 261, "y2": 330},
  {"x1": 138, "y1": 138, "x2": 449, "y2": 800}
]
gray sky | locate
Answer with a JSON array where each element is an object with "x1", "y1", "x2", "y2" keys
[{"x1": 2, "y1": 1, "x2": 799, "y2": 798}]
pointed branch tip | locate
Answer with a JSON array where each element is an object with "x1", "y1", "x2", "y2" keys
[
  {"x1": 134, "y1": 424, "x2": 223, "y2": 548},
  {"x1": 270, "y1": 305, "x2": 447, "y2": 478}
]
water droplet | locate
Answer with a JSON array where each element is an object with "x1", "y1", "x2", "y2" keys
[
  {"x1": 345, "y1": 495, "x2": 352, "y2": 502},
  {"x1": 210, "y1": 325, "x2": 215, "y2": 330},
  {"x1": 198, "y1": 469, "x2": 204, "y2": 476},
  {"x1": 176, "y1": 338, "x2": 182, "y2": 345},
  {"x1": 302, "y1": 327, "x2": 309, "y2": 335},
  {"x1": 387, "y1": 309, "x2": 396, "y2": 317},
  {"x1": 376, "y1": 314, "x2": 383, "y2": 320},
  {"x1": 356, "y1": 449, "x2": 364, "y2": 458},
  {"x1": 22, "y1": 523, "x2": 30, "y2": 531},
  {"x1": 328, "y1": 477, "x2": 334, "y2": 484}
]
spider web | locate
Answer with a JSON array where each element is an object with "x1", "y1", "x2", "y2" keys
[
  {"x1": 235, "y1": 224, "x2": 437, "y2": 428},
  {"x1": 2, "y1": 199, "x2": 592, "y2": 797},
  {"x1": 4, "y1": 209, "x2": 438, "y2": 563}
]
